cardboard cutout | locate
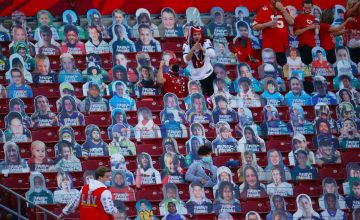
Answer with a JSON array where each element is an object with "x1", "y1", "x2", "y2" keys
[
  {"x1": 291, "y1": 149, "x2": 319, "y2": 181},
  {"x1": 82, "y1": 124, "x2": 109, "y2": 157},
  {"x1": 35, "y1": 25, "x2": 61, "y2": 56},
  {"x1": 110, "y1": 65, "x2": 136, "y2": 96},
  {"x1": 211, "y1": 78, "x2": 236, "y2": 108},
  {"x1": 4, "y1": 112, "x2": 32, "y2": 143},
  {"x1": 184, "y1": 7, "x2": 206, "y2": 32},
  {"x1": 212, "y1": 122, "x2": 239, "y2": 154},
  {"x1": 55, "y1": 126, "x2": 82, "y2": 157},
  {"x1": 213, "y1": 63, "x2": 233, "y2": 93},
  {"x1": 284, "y1": 48, "x2": 309, "y2": 79},
  {"x1": 135, "y1": 107, "x2": 161, "y2": 140},
  {"x1": 261, "y1": 76, "x2": 285, "y2": 106},
  {"x1": 33, "y1": 54, "x2": 58, "y2": 83},
  {"x1": 245, "y1": 211, "x2": 261, "y2": 220},
  {"x1": 161, "y1": 152, "x2": 185, "y2": 184},
  {"x1": 185, "y1": 136, "x2": 204, "y2": 166},
  {"x1": 234, "y1": 62, "x2": 261, "y2": 93},
  {"x1": 0, "y1": 46, "x2": 9, "y2": 71},
  {"x1": 83, "y1": 170, "x2": 95, "y2": 185},
  {"x1": 108, "y1": 9, "x2": 131, "y2": 39},
  {"x1": 239, "y1": 165, "x2": 268, "y2": 199},
  {"x1": 160, "y1": 138, "x2": 187, "y2": 169},
  {"x1": 286, "y1": 5, "x2": 299, "y2": 49},
  {"x1": 266, "y1": 165, "x2": 294, "y2": 197},
  {"x1": 53, "y1": 172, "x2": 79, "y2": 204},
  {"x1": 343, "y1": 163, "x2": 360, "y2": 195},
  {"x1": 213, "y1": 38, "x2": 237, "y2": 64},
  {"x1": 12, "y1": 41, "x2": 35, "y2": 72},
  {"x1": 337, "y1": 88, "x2": 357, "y2": 106},
  {"x1": 285, "y1": 76, "x2": 312, "y2": 107},
  {"x1": 311, "y1": 75, "x2": 338, "y2": 105},
  {"x1": 5, "y1": 54, "x2": 32, "y2": 83},
  {"x1": 213, "y1": 166, "x2": 240, "y2": 199},
  {"x1": 160, "y1": 93, "x2": 187, "y2": 124},
  {"x1": 54, "y1": 140, "x2": 82, "y2": 172},
  {"x1": 208, "y1": 7, "x2": 232, "y2": 39},
  {"x1": 333, "y1": 5, "x2": 346, "y2": 25},
  {"x1": 109, "y1": 24, "x2": 136, "y2": 53},
  {"x1": 314, "y1": 103, "x2": 338, "y2": 133},
  {"x1": 58, "y1": 53, "x2": 83, "y2": 83},
  {"x1": 59, "y1": 10, "x2": 87, "y2": 40},
  {"x1": 213, "y1": 181, "x2": 241, "y2": 214},
  {"x1": 134, "y1": 24, "x2": 162, "y2": 52},
  {"x1": 238, "y1": 125, "x2": 266, "y2": 153},
  {"x1": 135, "y1": 199, "x2": 158, "y2": 220},
  {"x1": 265, "y1": 149, "x2": 292, "y2": 181},
  {"x1": 311, "y1": 47, "x2": 334, "y2": 76},
  {"x1": 186, "y1": 93, "x2": 213, "y2": 124},
  {"x1": 184, "y1": 80, "x2": 203, "y2": 110},
  {"x1": 34, "y1": 10, "x2": 59, "y2": 42},
  {"x1": 25, "y1": 172, "x2": 53, "y2": 207},
  {"x1": 0, "y1": 22, "x2": 10, "y2": 42},
  {"x1": 31, "y1": 95, "x2": 58, "y2": 127},
  {"x1": 60, "y1": 24, "x2": 86, "y2": 55},
  {"x1": 293, "y1": 194, "x2": 321, "y2": 219},
  {"x1": 266, "y1": 195, "x2": 293, "y2": 219},
  {"x1": 234, "y1": 6, "x2": 250, "y2": 23},
  {"x1": 333, "y1": 61, "x2": 359, "y2": 91},
  {"x1": 109, "y1": 170, "x2": 136, "y2": 202},
  {"x1": 56, "y1": 82, "x2": 81, "y2": 112},
  {"x1": 135, "y1": 152, "x2": 161, "y2": 184},
  {"x1": 336, "y1": 102, "x2": 360, "y2": 130},
  {"x1": 57, "y1": 96, "x2": 85, "y2": 127},
  {"x1": 212, "y1": 94, "x2": 237, "y2": 124},
  {"x1": 110, "y1": 154, "x2": 135, "y2": 185},
  {"x1": 162, "y1": 199, "x2": 187, "y2": 219},
  {"x1": 319, "y1": 177, "x2": 346, "y2": 210},
  {"x1": 312, "y1": 5, "x2": 322, "y2": 20},
  {"x1": 85, "y1": 26, "x2": 110, "y2": 54},
  {"x1": 80, "y1": 83, "x2": 109, "y2": 113},
  {"x1": 159, "y1": 7, "x2": 183, "y2": 37},
  {"x1": 339, "y1": 118, "x2": 360, "y2": 149},
  {"x1": 334, "y1": 46, "x2": 358, "y2": 76},
  {"x1": 0, "y1": 130, "x2": 4, "y2": 143},
  {"x1": 289, "y1": 105, "x2": 314, "y2": 135},
  {"x1": 263, "y1": 105, "x2": 289, "y2": 135},
  {"x1": 136, "y1": 65, "x2": 160, "y2": 96},
  {"x1": 108, "y1": 124, "x2": 136, "y2": 156},
  {"x1": 321, "y1": 193, "x2": 347, "y2": 218},
  {"x1": 259, "y1": 62, "x2": 286, "y2": 92},
  {"x1": 185, "y1": 182, "x2": 212, "y2": 215},
  {"x1": 109, "y1": 81, "x2": 136, "y2": 111},
  {"x1": 236, "y1": 77, "x2": 262, "y2": 107},
  {"x1": 6, "y1": 98, "x2": 32, "y2": 128},
  {"x1": 6, "y1": 70, "x2": 33, "y2": 99},
  {"x1": 236, "y1": 107, "x2": 262, "y2": 137},
  {"x1": 234, "y1": 20, "x2": 261, "y2": 49},
  {"x1": 28, "y1": 140, "x2": 54, "y2": 172},
  {"x1": 10, "y1": 10, "x2": 33, "y2": 40},
  {"x1": 0, "y1": 141, "x2": 29, "y2": 174},
  {"x1": 315, "y1": 134, "x2": 341, "y2": 165},
  {"x1": 160, "y1": 183, "x2": 187, "y2": 215},
  {"x1": 237, "y1": 151, "x2": 265, "y2": 182},
  {"x1": 86, "y1": 9, "x2": 109, "y2": 40},
  {"x1": 289, "y1": 133, "x2": 316, "y2": 166},
  {"x1": 132, "y1": 8, "x2": 160, "y2": 38},
  {"x1": 108, "y1": 108, "x2": 134, "y2": 140}
]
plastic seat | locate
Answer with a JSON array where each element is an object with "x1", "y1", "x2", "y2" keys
[
  {"x1": 341, "y1": 149, "x2": 360, "y2": 164},
  {"x1": 80, "y1": 156, "x2": 111, "y2": 170},
  {"x1": 32, "y1": 86, "x2": 60, "y2": 98},
  {"x1": 249, "y1": 107, "x2": 263, "y2": 123},
  {"x1": 240, "y1": 198, "x2": 270, "y2": 214},
  {"x1": 136, "y1": 144, "x2": 163, "y2": 156},
  {"x1": 32, "y1": 127, "x2": 60, "y2": 142},
  {"x1": 0, "y1": 173, "x2": 30, "y2": 189},
  {"x1": 85, "y1": 113, "x2": 111, "y2": 127},
  {"x1": 318, "y1": 164, "x2": 346, "y2": 180},
  {"x1": 134, "y1": 184, "x2": 163, "y2": 201}
]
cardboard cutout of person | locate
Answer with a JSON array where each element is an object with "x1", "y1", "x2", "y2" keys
[
  {"x1": 334, "y1": 46, "x2": 358, "y2": 76},
  {"x1": 212, "y1": 122, "x2": 240, "y2": 155},
  {"x1": 54, "y1": 126, "x2": 82, "y2": 157},
  {"x1": 25, "y1": 172, "x2": 53, "y2": 207},
  {"x1": 57, "y1": 95, "x2": 85, "y2": 127},
  {"x1": 135, "y1": 107, "x2": 161, "y2": 140},
  {"x1": 211, "y1": 77, "x2": 236, "y2": 108},
  {"x1": 109, "y1": 81, "x2": 137, "y2": 111},
  {"x1": 314, "y1": 103, "x2": 338, "y2": 134},
  {"x1": 33, "y1": 10, "x2": 59, "y2": 42},
  {"x1": 4, "y1": 111, "x2": 32, "y2": 143},
  {"x1": 288, "y1": 133, "x2": 316, "y2": 166},
  {"x1": 109, "y1": 24, "x2": 136, "y2": 53},
  {"x1": 159, "y1": 138, "x2": 187, "y2": 170},
  {"x1": 83, "y1": 170, "x2": 95, "y2": 185},
  {"x1": 211, "y1": 94, "x2": 237, "y2": 124},
  {"x1": 135, "y1": 152, "x2": 161, "y2": 185},
  {"x1": 108, "y1": 9, "x2": 132, "y2": 39},
  {"x1": 213, "y1": 38, "x2": 237, "y2": 64},
  {"x1": 234, "y1": 62, "x2": 261, "y2": 93},
  {"x1": 9, "y1": 12, "x2": 35, "y2": 53},
  {"x1": 245, "y1": 211, "x2": 261, "y2": 220},
  {"x1": 0, "y1": 130, "x2": 4, "y2": 143},
  {"x1": 262, "y1": 105, "x2": 289, "y2": 136},
  {"x1": 293, "y1": 194, "x2": 321, "y2": 219},
  {"x1": 82, "y1": 53, "x2": 110, "y2": 81},
  {"x1": 161, "y1": 199, "x2": 186, "y2": 220},
  {"x1": 239, "y1": 165, "x2": 268, "y2": 200},
  {"x1": 234, "y1": 6, "x2": 250, "y2": 25},
  {"x1": 333, "y1": 61, "x2": 360, "y2": 91},
  {"x1": 345, "y1": 179, "x2": 360, "y2": 210},
  {"x1": 161, "y1": 110, "x2": 188, "y2": 139},
  {"x1": 286, "y1": 5, "x2": 299, "y2": 49},
  {"x1": 336, "y1": 88, "x2": 358, "y2": 107},
  {"x1": 82, "y1": 124, "x2": 109, "y2": 157},
  {"x1": 31, "y1": 95, "x2": 58, "y2": 128},
  {"x1": 108, "y1": 108, "x2": 134, "y2": 140},
  {"x1": 60, "y1": 25, "x2": 86, "y2": 55},
  {"x1": 56, "y1": 82, "x2": 81, "y2": 112},
  {"x1": 80, "y1": 82, "x2": 109, "y2": 114},
  {"x1": 238, "y1": 125, "x2": 266, "y2": 153},
  {"x1": 159, "y1": 7, "x2": 183, "y2": 37},
  {"x1": 289, "y1": 105, "x2": 314, "y2": 135},
  {"x1": 35, "y1": 25, "x2": 61, "y2": 56},
  {"x1": 319, "y1": 177, "x2": 346, "y2": 210},
  {"x1": 291, "y1": 149, "x2": 319, "y2": 182},
  {"x1": 343, "y1": 163, "x2": 360, "y2": 195},
  {"x1": 160, "y1": 93, "x2": 187, "y2": 124},
  {"x1": 0, "y1": 141, "x2": 29, "y2": 174},
  {"x1": 109, "y1": 170, "x2": 136, "y2": 202},
  {"x1": 110, "y1": 153, "x2": 134, "y2": 185},
  {"x1": 315, "y1": 134, "x2": 342, "y2": 165},
  {"x1": 186, "y1": 93, "x2": 213, "y2": 124},
  {"x1": 185, "y1": 136, "x2": 205, "y2": 166},
  {"x1": 266, "y1": 195, "x2": 293, "y2": 220},
  {"x1": 185, "y1": 182, "x2": 213, "y2": 215},
  {"x1": 311, "y1": 75, "x2": 338, "y2": 105},
  {"x1": 86, "y1": 9, "x2": 109, "y2": 39},
  {"x1": 132, "y1": 8, "x2": 160, "y2": 38},
  {"x1": 134, "y1": 24, "x2": 162, "y2": 52},
  {"x1": 207, "y1": 7, "x2": 232, "y2": 39},
  {"x1": 58, "y1": 53, "x2": 83, "y2": 83},
  {"x1": 0, "y1": 45, "x2": 9, "y2": 71},
  {"x1": 159, "y1": 183, "x2": 187, "y2": 215},
  {"x1": 135, "y1": 199, "x2": 158, "y2": 220},
  {"x1": 266, "y1": 165, "x2": 294, "y2": 197},
  {"x1": 5, "y1": 98, "x2": 32, "y2": 128},
  {"x1": 310, "y1": 46, "x2": 335, "y2": 76},
  {"x1": 183, "y1": 7, "x2": 207, "y2": 34},
  {"x1": 235, "y1": 77, "x2": 263, "y2": 107},
  {"x1": 283, "y1": 47, "x2": 309, "y2": 79},
  {"x1": 339, "y1": 118, "x2": 360, "y2": 149},
  {"x1": 53, "y1": 172, "x2": 79, "y2": 204},
  {"x1": 261, "y1": 76, "x2": 285, "y2": 106},
  {"x1": 213, "y1": 181, "x2": 241, "y2": 214},
  {"x1": 264, "y1": 149, "x2": 292, "y2": 181},
  {"x1": 285, "y1": 76, "x2": 312, "y2": 107},
  {"x1": 234, "y1": 20, "x2": 261, "y2": 50},
  {"x1": 5, "y1": 53, "x2": 32, "y2": 83},
  {"x1": 33, "y1": 54, "x2": 58, "y2": 83},
  {"x1": 54, "y1": 140, "x2": 82, "y2": 172},
  {"x1": 85, "y1": 25, "x2": 110, "y2": 54},
  {"x1": 108, "y1": 124, "x2": 136, "y2": 156},
  {"x1": 58, "y1": 10, "x2": 87, "y2": 40},
  {"x1": 28, "y1": 140, "x2": 54, "y2": 172},
  {"x1": 312, "y1": 5, "x2": 322, "y2": 20},
  {"x1": 321, "y1": 193, "x2": 347, "y2": 219},
  {"x1": 237, "y1": 152, "x2": 265, "y2": 183},
  {"x1": 259, "y1": 62, "x2": 286, "y2": 92},
  {"x1": 12, "y1": 41, "x2": 35, "y2": 72},
  {"x1": 136, "y1": 65, "x2": 160, "y2": 96},
  {"x1": 6, "y1": 68, "x2": 33, "y2": 99},
  {"x1": 213, "y1": 166, "x2": 240, "y2": 199},
  {"x1": 235, "y1": 107, "x2": 262, "y2": 137},
  {"x1": 160, "y1": 152, "x2": 185, "y2": 184}
]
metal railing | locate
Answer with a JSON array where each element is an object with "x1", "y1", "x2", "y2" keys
[{"x1": 0, "y1": 183, "x2": 59, "y2": 220}]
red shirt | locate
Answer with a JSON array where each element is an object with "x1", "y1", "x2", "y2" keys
[
  {"x1": 254, "y1": 4, "x2": 289, "y2": 53},
  {"x1": 344, "y1": 12, "x2": 360, "y2": 48},
  {"x1": 163, "y1": 73, "x2": 189, "y2": 98},
  {"x1": 294, "y1": 13, "x2": 315, "y2": 47},
  {"x1": 232, "y1": 37, "x2": 253, "y2": 62},
  {"x1": 79, "y1": 185, "x2": 113, "y2": 220},
  {"x1": 319, "y1": 23, "x2": 335, "y2": 50}
]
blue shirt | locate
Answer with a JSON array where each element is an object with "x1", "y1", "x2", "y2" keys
[
  {"x1": 8, "y1": 84, "x2": 33, "y2": 98},
  {"x1": 109, "y1": 95, "x2": 136, "y2": 111},
  {"x1": 311, "y1": 92, "x2": 338, "y2": 105},
  {"x1": 285, "y1": 91, "x2": 312, "y2": 107},
  {"x1": 58, "y1": 71, "x2": 83, "y2": 83}
]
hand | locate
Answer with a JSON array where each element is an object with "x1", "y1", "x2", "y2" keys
[
  {"x1": 346, "y1": 17, "x2": 357, "y2": 23},
  {"x1": 57, "y1": 213, "x2": 64, "y2": 220},
  {"x1": 137, "y1": 82, "x2": 143, "y2": 87},
  {"x1": 268, "y1": 19, "x2": 277, "y2": 28},
  {"x1": 160, "y1": 60, "x2": 165, "y2": 68},
  {"x1": 275, "y1": 2, "x2": 285, "y2": 11},
  {"x1": 308, "y1": 24, "x2": 316, "y2": 30},
  {"x1": 193, "y1": 42, "x2": 202, "y2": 51}
]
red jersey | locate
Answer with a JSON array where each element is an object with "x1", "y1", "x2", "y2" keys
[
  {"x1": 253, "y1": 4, "x2": 289, "y2": 53},
  {"x1": 344, "y1": 12, "x2": 360, "y2": 48},
  {"x1": 109, "y1": 187, "x2": 136, "y2": 201},
  {"x1": 163, "y1": 73, "x2": 189, "y2": 98},
  {"x1": 319, "y1": 23, "x2": 335, "y2": 50},
  {"x1": 79, "y1": 184, "x2": 113, "y2": 220},
  {"x1": 294, "y1": 14, "x2": 316, "y2": 47}
]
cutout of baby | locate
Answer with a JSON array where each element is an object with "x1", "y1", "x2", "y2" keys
[{"x1": 28, "y1": 140, "x2": 54, "y2": 172}]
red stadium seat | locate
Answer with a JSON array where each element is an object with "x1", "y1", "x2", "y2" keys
[
  {"x1": 134, "y1": 184, "x2": 163, "y2": 201},
  {"x1": 240, "y1": 198, "x2": 270, "y2": 214},
  {"x1": 341, "y1": 149, "x2": 360, "y2": 164},
  {"x1": 0, "y1": 173, "x2": 30, "y2": 190},
  {"x1": 318, "y1": 164, "x2": 346, "y2": 180},
  {"x1": 136, "y1": 144, "x2": 163, "y2": 156},
  {"x1": 80, "y1": 156, "x2": 111, "y2": 170}
]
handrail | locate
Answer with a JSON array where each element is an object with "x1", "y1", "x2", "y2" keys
[{"x1": 0, "y1": 183, "x2": 59, "y2": 220}]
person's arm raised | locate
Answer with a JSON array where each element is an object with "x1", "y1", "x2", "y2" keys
[
  {"x1": 156, "y1": 60, "x2": 166, "y2": 85},
  {"x1": 276, "y1": 2, "x2": 294, "y2": 25}
]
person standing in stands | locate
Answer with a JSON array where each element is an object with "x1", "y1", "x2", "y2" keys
[
  {"x1": 183, "y1": 26, "x2": 216, "y2": 96},
  {"x1": 253, "y1": 0, "x2": 294, "y2": 66},
  {"x1": 58, "y1": 166, "x2": 118, "y2": 220},
  {"x1": 293, "y1": 0, "x2": 316, "y2": 65}
]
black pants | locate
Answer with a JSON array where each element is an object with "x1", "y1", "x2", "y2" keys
[
  {"x1": 325, "y1": 49, "x2": 336, "y2": 64},
  {"x1": 349, "y1": 47, "x2": 360, "y2": 64},
  {"x1": 276, "y1": 52, "x2": 287, "y2": 66},
  {"x1": 298, "y1": 45, "x2": 313, "y2": 65},
  {"x1": 199, "y1": 71, "x2": 216, "y2": 97}
]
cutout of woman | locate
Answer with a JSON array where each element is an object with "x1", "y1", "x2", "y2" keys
[
  {"x1": 159, "y1": 138, "x2": 187, "y2": 169},
  {"x1": 33, "y1": 10, "x2": 59, "y2": 42},
  {"x1": 266, "y1": 165, "x2": 294, "y2": 197},
  {"x1": 186, "y1": 92, "x2": 213, "y2": 124},
  {"x1": 211, "y1": 78, "x2": 236, "y2": 108},
  {"x1": 321, "y1": 193, "x2": 347, "y2": 219},
  {"x1": 108, "y1": 108, "x2": 134, "y2": 140},
  {"x1": 266, "y1": 195, "x2": 293, "y2": 220},
  {"x1": 234, "y1": 62, "x2": 261, "y2": 93},
  {"x1": 213, "y1": 166, "x2": 240, "y2": 199},
  {"x1": 54, "y1": 140, "x2": 82, "y2": 172},
  {"x1": 293, "y1": 194, "x2": 321, "y2": 220},
  {"x1": 161, "y1": 152, "x2": 185, "y2": 184},
  {"x1": 212, "y1": 122, "x2": 240, "y2": 155},
  {"x1": 56, "y1": 82, "x2": 81, "y2": 112},
  {"x1": 207, "y1": 7, "x2": 232, "y2": 39},
  {"x1": 285, "y1": 76, "x2": 312, "y2": 107},
  {"x1": 6, "y1": 68, "x2": 33, "y2": 99},
  {"x1": 110, "y1": 153, "x2": 134, "y2": 185},
  {"x1": 319, "y1": 177, "x2": 346, "y2": 210},
  {"x1": 238, "y1": 125, "x2": 266, "y2": 153},
  {"x1": 135, "y1": 152, "x2": 161, "y2": 185},
  {"x1": 291, "y1": 149, "x2": 319, "y2": 182},
  {"x1": 310, "y1": 47, "x2": 334, "y2": 76},
  {"x1": 238, "y1": 151, "x2": 265, "y2": 182},
  {"x1": 5, "y1": 53, "x2": 32, "y2": 84},
  {"x1": 4, "y1": 112, "x2": 32, "y2": 143},
  {"x1": 0, "y1": 141, "x2": 29, "y2": 174},
  {"x1": 31, "y1": 95, "x2": 58, "y2": 128},
  {"x1": 211, "y1": 94, "x2": 237, "y2": 124},
  {"x1": 54, "y1": 126, "x2": 82, "y2": 157},
  {"x1": 109, "y1": 170, "x2": 135, "y2": 202},
  {"x1": 53, "y1": 172, "x2": 79, "y2": 204},
  {"x1": 159, "y1": 7, "x2": 183, "y2": 37},
  {"x1": 135, "y1": 107, "x2": 161, "y2": 140},
  {"x1": 82, "y1": 124, "x2": 109, "y2": 157},
  {"x1": 109, "y1": 24, "x2": 136, "y2": 54},
  {"x1": 58, "y1": 10, "x2": 87, "y2": 40},
  {"x1": 239, "y1": 165, "x2": 268, "y2": 200},
  {"x1": 235, "y1": 77, "x2": 263, "y2": 108},
  {"x1": 339, "y1": 118, "x2": 360, "y2": 149},
  {"x1": 213, "y1": 181, "x2": 241, "y2": 214},
  {"x1": 343, "y1": 163, "x2": 360, "y2": 195},
  {"x1": 336, "y1": 88, "x2": 357, "y2": 107},
  {"x1": 261, "y1": 76, "x2": 285, "y2": 106},
  {"x1": 159, "y1": 183, "x2": 187, "y2": 215},
  {"x1": 5, "y1": 98, "x2": 32, "y2": 128},
  {"x1": 289, "y1": 105, "x2": 314, "y2": 135},
  {"x1": 262, "y1": 105, "x2": 289, "y2": 136},
  {"x1": 315, "y1": 133, "x2": 342, "y2": 165},
  {"x1": 135, "y1": 199, "x2": 159, "y2": 220},
  {"x1": 109, "y1": 81, "x2": 137, "y2": 111},
  {"x1": 57, "y1": 95, "x2": 85, "y2": 127},
  {"x1": 245, "y1": 211, "x2": 261, "y2": 220},
  {"x1": 184, "y1": 80, "x2": 203, "y2": 110},
  {"x1": 213, "y1": 63, "x2": 233, "y2": 92},
  {"x1": 25, "y1": 172, "x2": 53, "y2": 207},
  {"x1": 108, "y1": 124, "x2": 136, "y2": 156},
  {"x1": 264, "y1": 149, "x2": 292, "y2": 181},
  {"x1": 132, "y1": 8, "x2": 160, "y2": 38},
  {"x1": 289, "y1": 134, "x2": 316, "y2": 166},
  {"x1": 28, "y1": 140, "x2": 54, "y2": 172},
  {"x1": 185, "y1": 182, "x2": 213, "y2": 215}
]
